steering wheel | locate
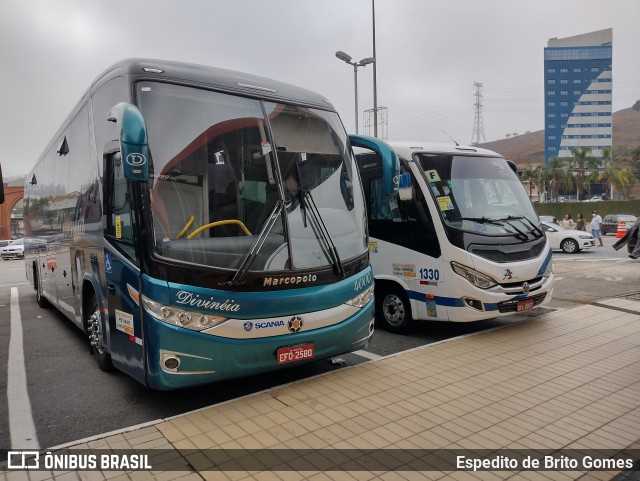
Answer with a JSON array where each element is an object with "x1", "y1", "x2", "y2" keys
[{"x1": 187, "y1": 220, "x2": 252, "y2": 239}]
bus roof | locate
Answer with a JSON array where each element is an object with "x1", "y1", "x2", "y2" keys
[
  {"x1": 94, "y1": 58, "x2": 336, "y2": 110},
  {"x1": 386, "y1": 141, "x2": 503, "y2": 159}
]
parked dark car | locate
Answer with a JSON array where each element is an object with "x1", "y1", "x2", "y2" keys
[{"x1": 601, "y1": 214, "x2": 637, "y2": 235}]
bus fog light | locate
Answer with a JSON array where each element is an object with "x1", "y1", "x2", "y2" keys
[
  {"x1": 463, "y1": 298, "x2": 484, "y2": 311},
  {"x1": 164, "y1": 356, "x2": 180, "y2": 370}
]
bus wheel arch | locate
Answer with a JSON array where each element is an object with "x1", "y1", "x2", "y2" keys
[
  {"x1": 374, "y1": 280, "x2": 416, "y2": 334},
  {"x1": 82, "y1": 281, "x2": 114, "y2": 371}
]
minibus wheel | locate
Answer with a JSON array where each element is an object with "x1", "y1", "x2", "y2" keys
[{"x1": 376, "y1": 284, "x2": 416, "y2": 334}]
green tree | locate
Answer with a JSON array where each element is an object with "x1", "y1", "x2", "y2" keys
[
  {"x1": 593, "y1": 148, "x2": 635, "y2": 199},
  {"x1": 610, "y1": 168, "x2": 636, "y2": 199},
  {"x1": 568, "y1": 146, "x2": 599, "y2": 201},
  {"x1": 545, "y1": 156, "x2": 571, "y2": 201}
]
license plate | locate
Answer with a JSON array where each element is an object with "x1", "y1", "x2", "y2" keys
[
  {"x1": 517, "y1": 298, "x2": 534, "y2": 312},
  {"x1": 277, "y1": 344, "x2": 314, "y2": 364}
]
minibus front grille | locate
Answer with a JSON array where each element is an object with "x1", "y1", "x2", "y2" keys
[
  {"x1": 497, "y1": 292, "x2": 547, "y2": 313},
  {"x1": 469, "y1": 241, "x2": 546, "y2": 263}
]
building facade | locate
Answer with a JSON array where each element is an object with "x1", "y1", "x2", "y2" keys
[{"x1": 544, "y1": 28, "x2": 612, "y2": 165}]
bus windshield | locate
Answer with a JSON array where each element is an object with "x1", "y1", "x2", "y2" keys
[
  {"x1": 137, "y1": 82, "x2": 366, "y2": 272},
  {"x1": 415, "y1": 153, "x2": 539, "y2": 235}
]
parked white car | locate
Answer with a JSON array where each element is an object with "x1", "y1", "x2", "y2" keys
[
  {"x1": 0, "y1": 238, "x2": 25, "y2": 259},
  {"x1": 541, "y1": 221, "x2": 595, "y2": 254}
]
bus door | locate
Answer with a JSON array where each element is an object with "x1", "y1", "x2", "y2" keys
[{"x1": 104, "y1": 151, "x2": 146, "y2": 384}]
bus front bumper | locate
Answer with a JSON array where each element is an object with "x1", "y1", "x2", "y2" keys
[{"x1": 144, "y1": 301, "x2": 374, "y2": 390}]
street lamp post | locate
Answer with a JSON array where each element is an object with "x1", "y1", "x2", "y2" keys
[{"x1": 335, "y1": 51, "x2": 375, "y2": 134}]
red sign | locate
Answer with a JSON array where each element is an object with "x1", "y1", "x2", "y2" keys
[
  {"x1": 277, "y1": 344, "x2": 314, "y2": 364},
  {"x1": 517, "y1": 299, "x2": 534, "y2": 312}
]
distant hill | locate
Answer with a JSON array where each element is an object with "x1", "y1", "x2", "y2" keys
[{"x1": 480, "y1": 107, "x2": 640, "y2": 166}]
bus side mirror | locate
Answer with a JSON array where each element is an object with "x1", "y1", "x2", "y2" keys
[
  {"x1": 506, "y1": 160, "x2": 517, "y2": 174},
  {"x1": 398, "y1": 172, "x2": 413, "y2": 201},
  {"x1": 107, "y1": 103, "x2": 149, "y2": 182},
  {"x1": 349, "y1": 134, "x2": 399, "y2": 196}
]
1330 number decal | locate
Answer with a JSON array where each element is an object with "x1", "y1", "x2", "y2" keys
[{"x1": 419, "y1": 268, "x2": 440, "y2": 281}]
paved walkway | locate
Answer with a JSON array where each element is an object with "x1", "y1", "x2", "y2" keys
[{"x1": 5, "y1": 298, "x2": 640, "y2": 480}]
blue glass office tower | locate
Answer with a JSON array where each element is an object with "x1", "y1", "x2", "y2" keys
[{"x1": 544, "y1": 29, "x2": 612, "y2": 165}]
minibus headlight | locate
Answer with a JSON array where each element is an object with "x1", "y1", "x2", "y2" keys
[
  {"x1": 542, "y1": 260, "x2": 554, "y2": 278},
  {"x1": 346, "y1": 284, "x2": 375, "y2": 308},
  {"x1": 451, "y1": 262, "x2": 497, "y2": 289},
  {"x1": 141, "y1": 295, "x2": 226, "y2": 331}
]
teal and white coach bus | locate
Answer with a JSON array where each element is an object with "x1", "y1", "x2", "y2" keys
[
  {"x1": 23, "y1": 59, "x2": 375, "y2": 389},
  {"x1": 350, "y1": 137, "x2": 554, "y2": 333}
]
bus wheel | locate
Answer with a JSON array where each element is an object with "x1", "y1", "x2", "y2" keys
[
  {"x1": 34, "y1": 267, "x2": 50, "y2": 308},
  {"x1": 86, "y1": 296, "x2": 114, "y2": 371},
  {"x1": 376, "y1": 285, "x2": 415, "y2": 334}
]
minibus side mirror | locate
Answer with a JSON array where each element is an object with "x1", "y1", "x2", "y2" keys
[
  {"x1": 107, "y1": 103, "x2": 149, "y2": 182},
  {"x1": 506, "y1": 159, "x2": 517, "y2": 174},
  {"x1": 398, "y1": 172, "x2": 413, "y2": 201}
]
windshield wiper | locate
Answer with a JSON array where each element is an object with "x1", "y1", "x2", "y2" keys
[
  {"x1": 296, "y1": 159, "x2": 346, "y2": 278},
  {"x1": 461, "y1": 216, "x2": 528, "y2": 242},
  {"x1": 224, "y1": 200, "x2": 283, "y2": 286},
  {"x1": 502, "y1": 215, "x2": 544, "y2": 238},
  {"x1": 460, "y1": 216, "x2": 507, "y2": 227}
]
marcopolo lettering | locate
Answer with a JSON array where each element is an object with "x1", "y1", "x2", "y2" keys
[
  {"x1": 175, "y1": 290, "x2": 241, "y2": 312},
  {"x1": 263, "y1": 274, "x2": 318, "y2": 286}
]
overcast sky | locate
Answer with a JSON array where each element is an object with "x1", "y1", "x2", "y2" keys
[{"x1": 1, "y1": 0, "x2": 639, "y2": 178}]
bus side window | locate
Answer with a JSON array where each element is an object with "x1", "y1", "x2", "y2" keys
[
  {"x1": 369, "y1": 177, "x2": 393, "y2": 220},
  {"x1": 368, "y1": 172, "x2": 441, "y2": 258}
]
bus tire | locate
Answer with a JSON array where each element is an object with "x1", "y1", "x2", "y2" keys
[
  {"x1": 376, "y1": 284, "x2": 416, "y2": 334},
  {"x1": 85, "y1": 295, "x2": 114, "y2": 372},
  {"x1": 34, "y1": 266, "x2": 50, "y2": 308}
]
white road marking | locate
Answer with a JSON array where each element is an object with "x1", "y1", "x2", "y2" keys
[
  {"x1": 7, "y1": 287, "x2": 40, "y2": 449},
  {"x1": 353, "y1": 350, "x2": 383, "y2": 361}
]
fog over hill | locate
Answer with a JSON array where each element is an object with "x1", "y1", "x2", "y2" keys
[{"x1": 480, "y1": 107, "x2": 640, "y2": 166}]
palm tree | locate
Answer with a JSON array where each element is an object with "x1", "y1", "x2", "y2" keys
[
  {"x1": 535, "y1": 165, "x2": 550, "y2": 202},
  {"x1": 520, "y1": 166, "x2": 537, "y2": 199},
  {"x1": 568, "y1": 146, "x2": 599, "y2": 201},
  {"x1": 545, "y1": 156, "x2": 571, "y2": 201},
  {"x1": 594, "y1": 148, "x2": 614, "y2": 198},
  {"x1": 609, "y1": 168, "x2": 636, "y2": 200}
]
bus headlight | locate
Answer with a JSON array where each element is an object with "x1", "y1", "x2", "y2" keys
[
  {"x1": 451, "y1": 262, "x2": 497, "y2": 289},
  {"x1": 346, "y1": 284, "x2": 375, "y2": 308},
  {"x1": 142, "y1": 295, "x2": 227, "y2": 331}
]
